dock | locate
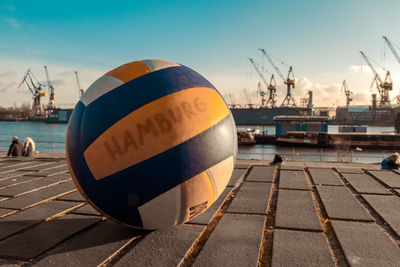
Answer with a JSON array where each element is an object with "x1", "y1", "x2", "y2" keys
[{"x1": 0, "y1": 154, "x2": 399, "y2": 266}]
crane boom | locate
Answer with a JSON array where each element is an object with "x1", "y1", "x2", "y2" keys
[
  {"x1": 259, "y1": 48, "x2": 286, "y2": 83},
  {"x1": 383, "y1": 36, "x2": 400, "y2": 65},
  {"x1": 360, "y1": 51, "x2": 384, "y2": 85},
  {"x1": 247, "y1": 58, "x2": 269, "y2": 87},
  {"x1": 75, "y1": 71, "x2": 84, "y2": 97}
]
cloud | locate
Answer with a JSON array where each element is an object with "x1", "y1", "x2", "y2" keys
[
  {"x1": 0, "y1": 56, "x2": 105, "y2": 107},
  {"x1": 3, "y1": 17, "x2": 21, "y2": 30},
  {"x1": 349, "y1": 65, "x2": 371, "y2": 73}
]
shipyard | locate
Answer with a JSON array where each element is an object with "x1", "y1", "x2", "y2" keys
[{"x1": 1, "y1": 1, "x2": 400, "y2": 266}]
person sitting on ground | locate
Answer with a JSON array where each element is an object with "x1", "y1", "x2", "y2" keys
[
  {"x1": 23, "y1": 137, "x2": 35, "y2": 157},
  {"x1": 270, "y1": 154, "x2": 283, "y2": 166},
  {"x1": 7, "y1": 136, "x2": 23, "y2": 157},
  {"x1": 381, "y1": 152, "x2": 400, "y2": 170}
]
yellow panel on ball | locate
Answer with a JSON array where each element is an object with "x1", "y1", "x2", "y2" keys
[{"x1": 66, "y1": 59, "x2": 237, "y2": 229}]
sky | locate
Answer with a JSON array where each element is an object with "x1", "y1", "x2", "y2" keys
[{"x1": 1, "y1": 0, "x2": 400, "y2": 108}]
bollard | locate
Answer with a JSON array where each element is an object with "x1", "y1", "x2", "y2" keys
[
  {"x1": 320, "y1": 148, "x2": 322, "y2": 162},
  {"x1": 52, "y1": 143, "x2": 55, "y2": 153}
]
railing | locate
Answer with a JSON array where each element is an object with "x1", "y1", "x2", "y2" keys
[
  {"x1": 0, "y1": 141, "x2": 65, "y2": 153},
  {"x1": 238, "y1": 145, "x2": 388, "y2": 164}
]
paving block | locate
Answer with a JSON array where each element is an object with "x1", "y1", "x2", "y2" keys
[
  {"x1": 343, "y1": 174, "x2": 390, "y2": 194},
  {"x1": 335, "y1": 167, "x2": 364, "y2": 174},
  {"x1": 228, "y1": 182, "x2": 271, "y2": 214},
  {"x1": 0, "y1": 176, "x2": 70, "y2": 197},
  {"x1": 280, "y1": 165, "x2": 304, "y2": 171},
  {"x1": 279, "y1": 170, "x2": 309, "y2": 190},
  {"x1": 368, "y1": 170, "x2": 400, "y2": 188},
  {"x1": 275, "y1": 189, "x2": 322, "y2": 231},
  {"x1": 193, "y1": 214, "x2": 265, "y2": 267},
  {"x1": 362, "y1": 194, "x2": 400, "y2": 236},
  {"x1": 331, "y1": 221, "x2": 400, "y2": 266},
  {"x1": 246, "y1": 166, "x2": 275, "y2": 182},
  {"x1": 23, "y1": 165, "x2": 70, "y2": 178},
  {"x1": 0, "y1": 161, "x2": 44, "y2": 173},
  {"x1": 235, "y1": 164, "x2": 249, "y2": 169},
  {"x1": 0, "y1": 181, "x2": 76, "y2": 209},
  {"x1": 0, "y1": 201, "x2": 81, "y2": 240},
  {"x1": 271, "y1": 230, "x2": 335, "y2": 266},
  {"x1": 115, "y1": 224, "x2": 204, "y2": 267},
  {"x1": 0, "y1": 215, "x2": 100, "y2": 260},
  {"x1": 0, "y1": 170, "x2": 34, "y2": 180},
  {"x1": 308, "y1": 168, "x2": 343, "y2": 186},
  {"x1": 71, "y1": 204, "x2": 102, "y2": 216},
  {"x1": 317, "y1": 186, "x2": 372, "y2": 221},
  {"x1": 0, "y1": 175, "x2": 41, "y2": 189},
  {"x1": 0, "y1": 208, "x2": 13, "y2": 218},
  {"x1": 20, "y1": 162, "x2": 66, "y2": 172},
  {"x1": 189, "y1": 187, "x2": 232, "y2": 225},
  {"x1": 34, "y1": 220, "x2": 143, "y2": 267},
  {"x1": 57, "y1": 190, "x2": 85, "y2": 202},
  {"x1": 227, "y1": 169, "x2": 246, "y2": 187}
]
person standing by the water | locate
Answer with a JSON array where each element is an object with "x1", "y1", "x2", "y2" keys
[
  {"x1": 23, "y1": 137, "x2": 35, "y2": 157},
  {"x1": 7, "y1": 136, "x2": 23, "y2": 157}
]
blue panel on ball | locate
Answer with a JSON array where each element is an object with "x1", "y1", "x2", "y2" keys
[
  {"x1": 81, "y1": 65, "x2": 216, "y2": 150},
  {"x1": 97, "y1": 114, "x2": 236, "y2": 208},
  {"x1": 67, "y1": 101, "x2": 144, "y2": 227}
]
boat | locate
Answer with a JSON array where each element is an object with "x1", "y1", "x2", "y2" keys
[
  {"x1": 237, "y1": 129, "x2": 257, "y2": 146},
  {"x1": 276, "y1": 131, "x2": 400, "y2": 149}
]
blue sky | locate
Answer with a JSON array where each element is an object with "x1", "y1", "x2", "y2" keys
[{"x1": 1, "y1": 0, "x2": 400, "y2": 107}]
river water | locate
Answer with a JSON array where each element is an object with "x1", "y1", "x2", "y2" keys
[{"x1": 0, "y1": 121, "x2": 395, "y2": 163}]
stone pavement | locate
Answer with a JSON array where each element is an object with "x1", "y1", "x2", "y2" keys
[{"x1": 0, "y1": 156, "x2": 399, "y2": 266}]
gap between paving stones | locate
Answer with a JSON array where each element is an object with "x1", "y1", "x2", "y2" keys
[
  {"x1": 304, "y1": 168, "x2": 349, "y2": 267},
  {"x1": 365, "y1": 170, "x2": 400, "y2": 190},
  {"x1": 178, "y1": 165, "x2": 253, "y2": 267},
  {"x1": 0, "y1": 170, "x2": 70, "y2": 197},
  {"x1": 98, "y1": 234, "x2": 147, "y2": 267},
  {"x1": 258, "y1": 166, "x2": 278, "y2": 267},
  {"x1": 334, "y1": 169, "x2": 400, "y2": 245},
  {"x1": 0, "y1": 202, "x2": 86, "y2": 243},
  {"x1": 13, "y1": 216, "x2": 104, "y2": 262},
  {"x1": 6, "y1": 178, "x2": 72, "y2": 199},
  {"x1": 15, "y1": 188, "x2": 78, "y2": 211}
]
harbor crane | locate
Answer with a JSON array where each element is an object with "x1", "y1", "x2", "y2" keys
[
  {"x1": 44, "y1": 66, "x2": 55, "y2": 109},
  {"x1": 259, "y1": 48, "x2": 296, "y2": 108},
  {"x1": 18, "y1": 69, "x2": 46, "y2": 116},
  {"x1": 360, "y1": 51, "x2": 392, "y2": 107},
  {"x1": 265, "y1": 75, "x2": 277, "y2": 108},
  {"x1": 74, "y1": 71, "x2": 84, "y2": 97},
  {"x1": 243, "y1": 88, "x2": 254, "y2": 108},
  {"x1": 247, "y1": 57, "x2": 276, "y2": 108},
  {"x1": 383, "y1": 36, "x2": 400, "y2": 104},
  {"x1": 256, "y1": 82, "x2": 267, "y2": 107},
  {"x1": 227, "y1": 93, "x2": 240, "y2": 109},
  {"x1": 341, "y1": 80, "x2": 353, "y2": 106}
]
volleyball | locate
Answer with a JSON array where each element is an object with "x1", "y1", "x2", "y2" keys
[{"x1": 66, "y1": 59, "x2": 237, "y2": 229}]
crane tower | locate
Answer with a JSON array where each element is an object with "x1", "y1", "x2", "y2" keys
[
  {"x1": 247, "y1": 57, "x2": 276, "y2": 108},
  {"x1": 44, "y1": 66, "x2": 56, "y2": 110},
  {"x1": 259, "y1": 48, "x2": 297, "y2": 108},
  {"x1": 360, "y1": 51, "x2": 392, "y2": 107},
  {"x1": 341, "y1": 80, "x2": 353, "y2": 106},
  {"x1": 18, "y1": 69, "x2": 46, "y2": 116}
]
